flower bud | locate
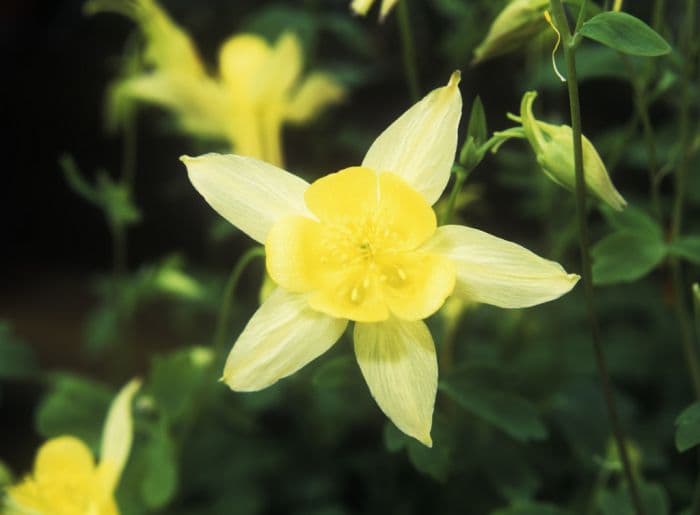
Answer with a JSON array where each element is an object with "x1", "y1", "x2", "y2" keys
[
  {"x1": 520, "y1": 91, "x2": 627, "y2": 211},
  {"x1": 472, "y1": 0, "x2": 550, "y2": 65}
]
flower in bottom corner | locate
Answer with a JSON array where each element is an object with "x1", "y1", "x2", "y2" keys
[
  {"x1": 182, "y1": 71, "x2": 579, "y2": 446},
  {"x1": 4, "y1": 379, "x2": 140, "y2": 515}
]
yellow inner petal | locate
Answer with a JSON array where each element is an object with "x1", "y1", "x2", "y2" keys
[
  {"x1": 266, "y1": 166, "x2": 455, "y2": 322},
  {"x1": 7, "y1": 436, "x2": 117, "y2": 515}
]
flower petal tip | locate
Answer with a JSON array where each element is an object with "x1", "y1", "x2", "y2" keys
[
  {"x1": 447, "y1": 70, "x2": 461, "y2": 89},
  {"x1": 419, "y1": 433, "x2": 433, "y2": 448}
]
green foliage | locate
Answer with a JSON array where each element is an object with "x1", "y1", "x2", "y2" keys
[
  {"x1": 591, "y1": 231, "x2": 666, "y2": 285},
  {"x1": 140, "y1": 424, "x2": 178, "y2": 509},
  {"x1": 578, "y1": 12, "x2": 672, "y2": 57},
  {"x1": 440, "y1": 374, "x2": 547, "y2": 443},
  {"x1": 598, "y1": 482, "x2": 669, "y2": 515},
  {"x1": 0, "y1": 323, "x2": 38, "y2": 381},
  {"x1": 149, "y1": 346, "x2": 214, "y2": 423},
  {"x1": 675, "y1": 402, "x2": 700, "y2": 452},
  {"x1": 492, "y1": 502, "x2": 572, "y2": 515},
  {"x1": 59, "y1": 154, "x2": 141, "y2": 227},
  {"x1": 592, "y1": 206, "x2": 667, "y2": 284},
  {"x1": 36, "y1": 375, "x2": 113, "y2": 451},
  {"x1": 668, "y1": 236, "x2": 700, "y2": 265}
]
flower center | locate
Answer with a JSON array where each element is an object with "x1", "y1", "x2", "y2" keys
[{"x1": 265, "y1": 166, "x2": 456, "y2": 322}]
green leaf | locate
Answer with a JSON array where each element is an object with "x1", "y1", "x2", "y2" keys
[
  {"x1": 675, "y1": 402, "x2": 700, "y2": 452},
  {"x1": 141, "y1": 427, "x2": 178, "y2": 509},
  {"x1": 579, "y1": 12, "x2": 671, "y2": 57},
  {"x1": 467, "y1": 96, "x2": 487, "y2": 145},
  {"x1": 492, "y1": 501, "x2": 572, "y2": 515},
  {"x1": 382, "y1": 421, "x2": 407, "y2": 452},
  {"x1": 601, "y1": 205, "x2": 662, "y2": 238},
  {"x1": 149, "y1": 347, "x2": 214, "y2": 423},
  {"x1": 36, "y1": 374, "x2": 113, "y2": 450},
  {"x1": 97, "y1": 171, "x2": 141, "y2": 226},
  {"x1": 598, "y1": 482, "x2": 669, "y2": 515},
  {"x1": 406, "y1": 416, "x2": 453, "y2": 482},
  {"x1": 406, "y1": 439, "x2": 451, "y2": 483},
  {"x1": 0, "y1": 322, "x2": 38, "y2": 380},
  {"x1": 311, "y1": 355, "x2": 356, "y2": 389},
  {"x1": 668, "y1": 236, "x2": 700, "y2": 265},
  {"x1": 592, "y1": 231, "x2": 667, "y2": 285},
  {"x1": 439, "y1": 379, "x2": 547, "y2": 442}
]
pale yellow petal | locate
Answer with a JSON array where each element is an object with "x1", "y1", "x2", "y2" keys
[
  {"x1": 223, "y1": 288, "x2": 348, "y2": 391},
  {"x1": 379, "y1": 0, "x2": 400, "y2": 19},
  {"x1": 286, "y1": 72, "x2": 345, "y2": 124},
  {"x1": 182, "y1": 153, "x2": 311, "y2": 244},
  {"x1": 362, "y1": 71, "x2": 462, "y2": 205},
  {"x1": 110, "y1": 72, "x2": 229, "y2": 138},
  {"x1": 354, "y1": 319, "x2": 437, "y2": 446},
  {"x1": 423, "y1": 225, "x2": 579, "y2": 308},
  {"x1": 98, "y1": 378, "x2": 141, "y2": 494},
  {"x1": 351, "y1": 0, "x2": 375, "y2": 16}
]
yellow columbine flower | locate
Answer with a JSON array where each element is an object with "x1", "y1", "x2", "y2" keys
[
  {"x1": 182, "y1": 72, "x2": 579, "y2": 446},
  {"x1": 350, "y1": 0, "x2": 400, "y2": 20},
  {"x1": 85, "y1": 0, "x2": 345, "y2": 166},
  {"x1": 4, "y1": 379, "x2": 140, "y2": 515},
  {"x1": 518, "y1": 91, "x2": 627, "y2": 211}
]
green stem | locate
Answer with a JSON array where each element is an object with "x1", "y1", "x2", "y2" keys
[
  {"x1": 212, "y1": 247, "x2": 266, "y2": 358},
  {"x1": 548, "y1": 2, "x2": 645, "y2": 514},
  {"x1": 669, "y1": 0, "x2": 700, "y2": 399},
  {"x1": 622, "y1": 56, "x2": 662, "y2": 219},
  {"x1": 441, "y1": 168, "x2": 467, "y2": 225},
  {"x1": 397, "y1": 0, "x2": 420, "y2": 101}
]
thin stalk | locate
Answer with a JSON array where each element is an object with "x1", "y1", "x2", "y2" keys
[
  {"x1": 670, "y1": 0, "x2": 700, "y2": 399},
  {"x1": 548, "y1": 2, "x2": 645, "y2": 514},
  {"x1": 622, "y1": 56, "x2": 662, "y2": 219},
  {"x1": 440, "y1": 169, "x2": 467, "y2": 225},
  {"x1": 212, "y1": 247, "x2": 266, "y2": 358},
  {"x1": 397, "y1": 0, "x2": 420, "y2": 101}
]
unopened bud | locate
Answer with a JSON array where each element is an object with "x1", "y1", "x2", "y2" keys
[
  {"x1": 472, "y1": 0, "x2": 550, "y2": 65},
  {"x1": 520, "y1": 91, "x2": 627, "y2": 211}
]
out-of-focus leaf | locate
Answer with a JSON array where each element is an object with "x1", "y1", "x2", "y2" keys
[
  {"x1": 668, "y1": 236, "x2": 700, "y2": 265},
  {"x1": 153, "y1": 259, "x2": 206, "y2": 301},
  {"x1": 579, "y1": 12, "x2": 671, "y2": 57},
  {"x1": 407, "y1": 418, "x2": 453, "y2": 482},
  {"x1": 0, "y1": 460, "x2": 13, "y2": 488},
  {"x1": 318, "y1": 14, "x2": 371, "y2": 56},
  {"x1": 592, "y1": 231, "x2": 666, "y2": 285},
  {"x1": 36, "y1": 374, "x2": 113, "y2": 450},
  {"x1": 601, "y1": 205, "x2": 662, "y2": 238},
  {"x1": 491, "y1": 501, "x2": 573, "y2": 515},
  {"x1": 311, "y1": 355, "x2": 355, "y2": 389},
  {"x1": 0, "y1": 322, "x2": 38, "y2": 380},
  {"x1": 440, "y1": 378, "x2": 547, "y2": 442},
  {"x1": 675, "y1": 402, "x2": 700, "y2": 452},
  {"x1": 149, "y1": 347, "x2": 214, "y2": 423},
  {"x1": 383, "y1": 421, "x2": 407, "y2": 453},
  {"x1": 243, "y1": 6, "x2": 317, "y2": 54},
  {"x1": 96, "y1": 170, "x2": 141, "y2": 226},
  {"x1": 598, "y1": 482, "x2": 669, "y2": 515},
  {"x1": 487, "y1": 456, "x2": 540, "y2": 502},
  {"x1": 141, "y1": 426, "x2": 178, "y2": 509}
]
